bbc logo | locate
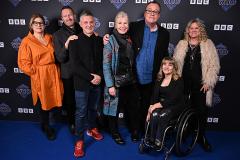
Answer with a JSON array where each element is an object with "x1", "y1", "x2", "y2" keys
[
  {"x1": 0, "y1": 88, "x2": 10, "y2": 94},
  {"x1": 214, "y1": 24, "x2": 233, "y2": 31},
  {"x1": 0, "y1": 42, "x2": 4, "y2": 48},
  {"x1": 8, "y1": 19, "x2": 26, "y2": 25},
  {"x1": 109, "y1": 22, "x2": 114, "y2": 28},
  {"x1": 83, "y1": 0, "x2": 101, "y2": 2},
  {"x1": 135, "y1": 0, "x2": 153, "y2": 3},
  {"x1": 14, "y1": 68, "x2": 23, "y2": 73},
  {"x1": 161, "y1": 23, "x2": 179, "y2": 30},
  {"x1": 207, "y1": 117, "x2": 219, "y2": 123},
  {"x1": 218, "y1": 76, "x2": 225, "y2": 82},
  {"x1": 190, "y1": 0, "x2": 209, "y2": 5},
  {"x1": 18, "y1": 108, "x2": 34, "y2": 114}
]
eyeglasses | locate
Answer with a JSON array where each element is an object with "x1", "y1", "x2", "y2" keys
[
  {"x1": 32, "y1": 21, "x2": 45, "y2": 26},
  {"x1": 145, "y1": 10, "x2": 160, "y2": 15}
]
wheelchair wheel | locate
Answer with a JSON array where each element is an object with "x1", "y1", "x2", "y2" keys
[{"x1": 175, "y1": 109, "x2": 199, "y2": 157}]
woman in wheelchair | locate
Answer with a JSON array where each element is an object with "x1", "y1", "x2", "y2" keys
[{"x1": 146, "y1": 57, "x2": 185, "y2": 150}]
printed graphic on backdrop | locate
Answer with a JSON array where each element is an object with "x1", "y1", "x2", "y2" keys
[
  {"x1": 216, "y1": 43, "x2": 229, "y2": 59},
  {"x1": 16, "y1": 84, "x2": 31, "y2": 99},
  {"x1": 8, "y1": 0, "x2": 21, "y2": 7},
  {"x1": 0, "y1": 103, "x2": 12, "y2": 116},
  {"x1": 163, "y1": 0, "x2": 181, "y2": 10},
  {"x1": 94, "y1": 17, "x2": 101, "y2": 30},
  {"x1": 213, "y1": 93, "x2": 221, "y2": 106},
  {"x1": 0, "y1": 64, "x2": 7, "y2": 77},
  {"x1": 59, "y1": 0, "x2": 74, "y2": 6},
  {"x1": 219, "y1": 0, "x2": 237, "y2": 11},
  {"x1": 110, "y1": 0, "x2": 127, "y2": 10},
  {"x1": 11, "y1": 37, "x2": 22, "y2": 51}
]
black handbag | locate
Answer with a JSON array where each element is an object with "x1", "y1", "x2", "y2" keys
[{"x1": 114, "y1": 72, "x2": 136, "y2": 88}]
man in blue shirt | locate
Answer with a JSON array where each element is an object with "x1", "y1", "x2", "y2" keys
[{"x1": 129, "y1": 1, "x2": 169, "y2": 134}]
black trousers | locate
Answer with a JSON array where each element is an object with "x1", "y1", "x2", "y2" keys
[
  {"x1": 149, "y1": 108, "x2": 178, "y2": 142},
  {"x1": 108, "y1": 84, "x2": 140, "y2": 134},
  {"x1": 62, "y1": 78, "x2": 76, "y2": 125},
  {"x1": 189, "y1": 89, "x2": 208, "y2": 137},
  {"x1": 138, "y1": 83, "x2": 153, "y2": 133}
]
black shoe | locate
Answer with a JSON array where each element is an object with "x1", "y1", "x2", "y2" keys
[
  {"x1": 41, "y1": 124, "x2": 56, "y2": 141},
  {"x1": 197, "y1": 135, "x2": 212, "y2": 152},
  {"x1": 112, "y1": 133, "x2": 125, "y2": 145},
  {"x1": 68, "y1": 124, "x2": 76, "y2": 135},
  {"x1": 155, "y1": 139, "x2": 163, "y2": 151},
  {"x1": 131, "y1": 131, "x2": 140, "y2": 142}
]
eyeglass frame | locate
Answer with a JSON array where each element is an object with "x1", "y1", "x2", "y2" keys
[
  {"x1": 32, "y1": 21, "x2": 45, "y2": 26},
  {"x1": 145, "y1": 9, "x2": 160, "y2": 15}
]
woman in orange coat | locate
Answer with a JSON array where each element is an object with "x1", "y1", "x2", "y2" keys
[{"x1": 18, "y1": 13, "x2": 63, "y2": 140}]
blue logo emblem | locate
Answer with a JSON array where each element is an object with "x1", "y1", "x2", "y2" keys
[
  {"x1": 219, "y1": 0, "x2": 236, "y2": 11},
  {"x1": 0, "y1": 64, "x2": 7, "y2": 77},
  {"x1": 9, "y1": 0, "x2": 21, "y2": 7},
  {"x1": 0, "y1": 103, "x2": 12, "y2": 116},
  {"x1": 213, "y1": 93, "x2": 221, "y2": 106},
  {"x1": 11, "y1": 37, "x2": 22, "y2": 51},
  {"x1": 16, "y1": 84, "x2": 31, "y2": 98},
  {"x1": 163, "y1": 0, "x2": 181, "y2": 10},
  {"x1": 94, "y1": 17, "x2": 101, "y2": 30},
  {"x1": 168, "y1": 43, "x2": 175, "y2": 56},
  {"x1": 110, "y1": 0, "x2": 127, "y2": 10},
  {"x1": 59, "y1": 0, "x2": 74, "y2": 6},
  {"x1": 216, "y1": 43, "x2": 229, "y2": 58}
]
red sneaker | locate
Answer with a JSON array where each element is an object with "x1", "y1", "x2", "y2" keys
[
  {"x1": 74, "y1": 140, "x2": 84, "y2": 158},
  {"x1": 86, "y1": 128, "x2": 103, "y2": 141}
]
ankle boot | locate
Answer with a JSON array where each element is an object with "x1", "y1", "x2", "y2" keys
[
  {"x1": 41, "y1": 124, "x2": 56, "y2": 141},
  {"x1": 197, "y1": 135, "x2": 212, "y2": 152}
]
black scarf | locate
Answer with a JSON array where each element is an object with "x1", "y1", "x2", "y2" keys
[{"x1": 113, "y1": 29, "x2": 134, "y2": 75}]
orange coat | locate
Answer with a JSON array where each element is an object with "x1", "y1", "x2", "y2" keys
[{"x1": 18, "y1": 32, "x2": 63, "y2": 110}]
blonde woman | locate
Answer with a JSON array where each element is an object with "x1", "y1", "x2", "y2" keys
[
  {"x1": 18, "y1": 13, "x2": 63, "y2": 140},
  {"x1": 146, "y1": 57, "x2": 185, "y2": 149},
  {"x1": 173, "y1": 19, "x2": 220, "y2": 152},
  {"x1": 103, "y1": 11, "x2": 140, "y2": 145}
]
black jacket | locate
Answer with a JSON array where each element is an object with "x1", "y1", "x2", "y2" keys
[
  {"x1": 53, "y1": 23, "x2": 82, "y2": 79},
  {"x1": 151, "y1": 78, "x2": 185, "y2": 114},
  {"x1": 69, "y1": 33, "x2": 103, "y2": 91},
  {"x1": 129, "y1": 20, "x2": 170, "y2": 83}
]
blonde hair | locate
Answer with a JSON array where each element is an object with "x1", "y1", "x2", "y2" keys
[
  {"x1": 29, "y1": 13, "x2": 45, "y2": 34},
  {"x1": 114, "y1": 11, "x2": 129, "y2": 29},
  {"x1": 184, "y1": 19, "x2": 208, "y2": 42},
  {"x1": 157, "y1": 57, "x2": 180, "y2": 81}
]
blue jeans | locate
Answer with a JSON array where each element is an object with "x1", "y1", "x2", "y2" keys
[{"x1": 75, "y1": 86, "x2": 101, "y2": 140}]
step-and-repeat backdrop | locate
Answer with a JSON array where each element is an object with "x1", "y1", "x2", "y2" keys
[{"x1": 0, "y1": 0, "x2": 239, "y2": 131}]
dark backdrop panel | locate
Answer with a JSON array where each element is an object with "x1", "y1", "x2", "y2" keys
[{"x1": 0, "y1": 0, "x2": 239, "y2": 131}]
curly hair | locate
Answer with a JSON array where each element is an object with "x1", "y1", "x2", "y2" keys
[{"x1": 184, "y1": 19, "x2": 208, "y2": 42}]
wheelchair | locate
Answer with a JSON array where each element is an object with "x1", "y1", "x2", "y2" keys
[{"x1": 138, "y1": 107, "x2": 200, "y2": 160}]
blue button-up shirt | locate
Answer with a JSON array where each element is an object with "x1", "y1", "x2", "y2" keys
[{"x1": 136, "y1": 25, "x2": 158, "y2": 84}]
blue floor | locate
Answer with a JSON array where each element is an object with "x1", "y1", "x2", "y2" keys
[{"x1": 0, "y1": 120, "x2": 240, "y2": 160}]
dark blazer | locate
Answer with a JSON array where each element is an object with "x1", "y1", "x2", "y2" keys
[
  {"x1": 129, "y1": 20, "x2": 170, "y2": 82},
  {"x1": 53, "y1": 23, "x2": 82, "y2": 79},
  {"x1": 151, "y1": 78, "x2": 185, "y2": 114},
  {"x1": 68, "y1": 33, "x2": 103, "y2": 91}
]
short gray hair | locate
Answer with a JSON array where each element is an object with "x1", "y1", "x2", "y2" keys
[
  {"x1": 114, "y1": 11, "x2": 129, "y2": 29},
  {"x1": 79, "y1": 10, "x2": 94, "y2": 22}
]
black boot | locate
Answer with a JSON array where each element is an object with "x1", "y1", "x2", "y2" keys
[
  {"x1": 197, "y1": 135, "x2": 212, "y2": 152},
  {"x1": 68, "y1": 123, "x2": 76, "y2": 135},
  {"x1": 131, "y1": 130, "x2": 140, "y2": 142},
  {"x1": 112, "y1": 133, "x2": 125, "y2": 145},
  {"x1": 41, "y1": 124, "x2": 56, "y2": 141}
]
